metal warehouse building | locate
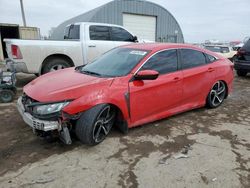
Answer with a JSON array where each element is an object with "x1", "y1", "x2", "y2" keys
[{"x1": 51, "y1": 0, "x2": 184, "y2": 43}]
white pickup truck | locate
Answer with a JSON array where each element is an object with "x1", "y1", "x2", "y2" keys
[{"x1": 4, "y1": 22, "x2": 138, "y2": 75}]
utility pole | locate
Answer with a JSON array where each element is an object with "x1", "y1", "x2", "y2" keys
[{"x1": 20, "y1": 0, "x2": 27, "y2": 26}]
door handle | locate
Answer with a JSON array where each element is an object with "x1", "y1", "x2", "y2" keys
[
  {"x1": 208, "y1": 68, "x2": 215, "y2": 72},
  {"x1": 173, "y1": 77, "x2": 181, "y2": 82},
  {"x1": 88, "y1": 45, "x2": 96, "y2": 48}
]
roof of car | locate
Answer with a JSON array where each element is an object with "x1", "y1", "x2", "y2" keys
[{"x1": 122, "y1": 43, "x2": 202, "y2": 52}]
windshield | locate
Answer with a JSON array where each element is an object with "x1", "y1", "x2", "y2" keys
[{"x1": 80, "y1": 48, "x2": 149, "y2": 77}]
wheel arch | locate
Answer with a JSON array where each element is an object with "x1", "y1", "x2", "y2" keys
[
  {"x1": 63, "y1": 99, "x2": 130, "y2": 133},
  {"x1": 220, "y1": 80, "x2": 229, "y2": 99},
  {"x1": 40, "y1": 54, "x2": 75, "y2": 75},
  {"x1": 107, "y1": 103, "x2": 129, "y2": 134}
]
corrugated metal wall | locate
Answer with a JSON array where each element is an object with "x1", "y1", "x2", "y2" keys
[{"x1": 51, "y1": 0, "x2": 184, "y2": 43}]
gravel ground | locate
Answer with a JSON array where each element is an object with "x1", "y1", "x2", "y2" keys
[{"x1": 0, "y1": 71, "x2": 249, "y2": 188}]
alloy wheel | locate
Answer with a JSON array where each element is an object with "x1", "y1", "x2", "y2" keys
[
  {"x1": 92, "y1": 106, "x2": 115, "y2": 143},
  {"x1": 209, "y1": 81, "x2": 226, "y2": 107}
]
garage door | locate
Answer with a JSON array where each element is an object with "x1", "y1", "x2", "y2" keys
[{"x1": 123, "y1": 13, "x2": 156, "y2": 42}]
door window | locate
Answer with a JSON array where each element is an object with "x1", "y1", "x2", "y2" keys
[
  {"x1": 141, "y1": 50, "x2": 178, "y2": 74},
  {"x1": 64, "y1": 25, "x2": 80, "y2": 39},
  {"x1": 180, "y1": 49, "x2": 206, "y2": 69},
  {"x1": 89, "y1": 26, "x2": 110, "y2": 41},
  {"x1": 205, "y1": 53, "x2": 217, "y2": 63},
  {"x1": 111, "y1": 27, "x2": 134, "y2": 42}
]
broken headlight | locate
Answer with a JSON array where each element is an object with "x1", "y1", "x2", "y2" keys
[{"x1": 33, "y1": 102, "x2": 70, "y2": 115}]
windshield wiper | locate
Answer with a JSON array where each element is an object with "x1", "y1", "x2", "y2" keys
[{"x1": 81, "y1": 70, "x2": 102, "y2": 77}]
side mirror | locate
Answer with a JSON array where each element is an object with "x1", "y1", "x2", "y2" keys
[
  {"x1": 134, "y1": 70, "x2": 159, "y2": 80},
  {"x1": 133, "y1": 36, "x2": 138, "y2": 42}
]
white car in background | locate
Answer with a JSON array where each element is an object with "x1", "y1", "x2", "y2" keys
[
  {"x1": 204, "y1": 45, "x2": 237, "y2": 61},
  {"x1": 4, "y1": 22, "x2": 139, "y2": 75}
]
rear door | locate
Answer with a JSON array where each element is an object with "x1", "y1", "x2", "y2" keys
[
  {"x1": 129, "y1": 49, "x2": 183, "y2": 125},
  {"x1": 180, "y1": 49, "x2": 216, "y2": 107},
  {"x1": 85, "y1": 25, "x2": 114, "y2": 63}
]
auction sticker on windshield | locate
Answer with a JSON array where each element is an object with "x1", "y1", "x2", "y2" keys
[{"x1": 130, "y1": 51, "x2": 147, "y2": 56}]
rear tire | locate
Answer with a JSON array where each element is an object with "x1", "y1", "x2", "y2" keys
[
  {"x1": 75, "y1": 104, "x2": 116, "y2": 145},
  {"x1": 0, "y1": 90, "x2": 15, "y2": 103},
  {"x1": 42, "y1": 58, "x2": 71, "y2": 74},
  {"x1": 237, "y1": 70, "x2": 247, "y2": 77}
]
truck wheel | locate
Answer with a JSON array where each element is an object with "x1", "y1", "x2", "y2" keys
[
  {"x1": 0, "y1": 90, "x2": 15, "y2": 103},
  {"x1": 237, "y1": 70, "x2": 247, "y2": 77},
  {"x1": 42, "y1": 58, "x2": 71, "y2": 74},
  {"x1": 75, "y1": 104, "x2": 116, "y2": 145}
]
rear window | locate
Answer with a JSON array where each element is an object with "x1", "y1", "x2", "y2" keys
[{"x1": 64, "y1": 25, "x2": 80, "y2": 40}]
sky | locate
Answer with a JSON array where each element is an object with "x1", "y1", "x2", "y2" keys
[{"x1": 0, "y1": 0, "x2": 249, "y2": 43}]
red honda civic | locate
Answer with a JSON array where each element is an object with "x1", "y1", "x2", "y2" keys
[{"x1": 17, "y1": 43, "x2": 234, "y2": 145}]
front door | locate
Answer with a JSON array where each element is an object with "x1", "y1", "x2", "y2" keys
[{"x1": 129, "y1": 49, "x2": 183, "y2": 126}]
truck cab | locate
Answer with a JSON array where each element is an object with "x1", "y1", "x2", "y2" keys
[{"x1": 4, "y1": 22, "x2": 138, "y2": 75}]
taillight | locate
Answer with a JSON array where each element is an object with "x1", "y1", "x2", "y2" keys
[{"x1": 11, "y1": 45, "x2": 23, "y2": 59}]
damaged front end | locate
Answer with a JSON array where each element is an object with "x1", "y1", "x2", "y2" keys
[{"x1": 17, "y1": 93, "x2": 76, "y2": 144}]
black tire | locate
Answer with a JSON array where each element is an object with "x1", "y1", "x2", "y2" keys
[
  {"x1": 0, "y1": 89, "x2": 15, "y2": 103},
  {"x1": 206, "y1": 81, "x2": 227, "y2": 108},
  {"x1": 75, "y1": 104, "x2": 116, "y2": 145},
  {"x1": 42, "y1": 58, "x2": 71, "y2": 74},
  {"x1": 237, "y1": 70, "x2": 247, "y2": 77}
]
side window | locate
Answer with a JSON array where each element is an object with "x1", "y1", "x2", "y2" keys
[
  {"x1": 68, "y1": 25, "x2": 80, "y2": 39},
  {"x1": 205, "y1": 53, "x2": 217, "y2": 63},
  {"x1": 141, "y1": 50, "x2": 178, "y2": 74},
  {"x1": 111, "y1": 27, "x2": 133, "y2": 42},
  {"x1": 180, "y1": 49, "x2": 206, "y2": 69},
  {"x1": 89, "y1": 26, "x2": 110, "y2": 41},
  {"x1": 64, "y1": 25, "x2": 80, "y2": 39}
]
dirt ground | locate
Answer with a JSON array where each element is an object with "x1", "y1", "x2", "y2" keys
[{"x1": 0, "y1": 71, "x2": 249, "y2": 188}]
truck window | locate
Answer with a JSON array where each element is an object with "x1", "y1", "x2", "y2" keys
[
  {"x1": 111, "y1": 27, "x2": 134, "y2": 42},
  {"x1": 64, "y1": 25, "x2": 80, "y2": 39},
  {"x1": 89, "y1": 26, "x2": 110, "y2": 41}
]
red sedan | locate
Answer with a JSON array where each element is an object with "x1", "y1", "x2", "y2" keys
[{"x1": 17, "y1": 43, "x2": 234, "y2": 145}]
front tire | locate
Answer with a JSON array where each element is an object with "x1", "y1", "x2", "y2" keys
[
  {"x1": 237, "y1": 70, "x2": 247, "y2": 77},
  {"x1": 206, "y1": 81, "x2": 227, "y2": 108},
  {"x1": 75, "y1": 104, "x2": 116, "y2": 145}
]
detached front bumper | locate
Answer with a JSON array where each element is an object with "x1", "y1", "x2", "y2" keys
[{"x1": 17, "y1": 97, "x2": 60, "y2": 131}]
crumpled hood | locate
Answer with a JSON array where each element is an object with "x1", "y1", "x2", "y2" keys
[{"x1": 24, "y1": 68, "x2": 114, "y2": 102}]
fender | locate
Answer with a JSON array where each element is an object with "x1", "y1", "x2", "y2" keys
[{"x1": 62, "y1": 88, "x2": 130, "y2": 122}]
